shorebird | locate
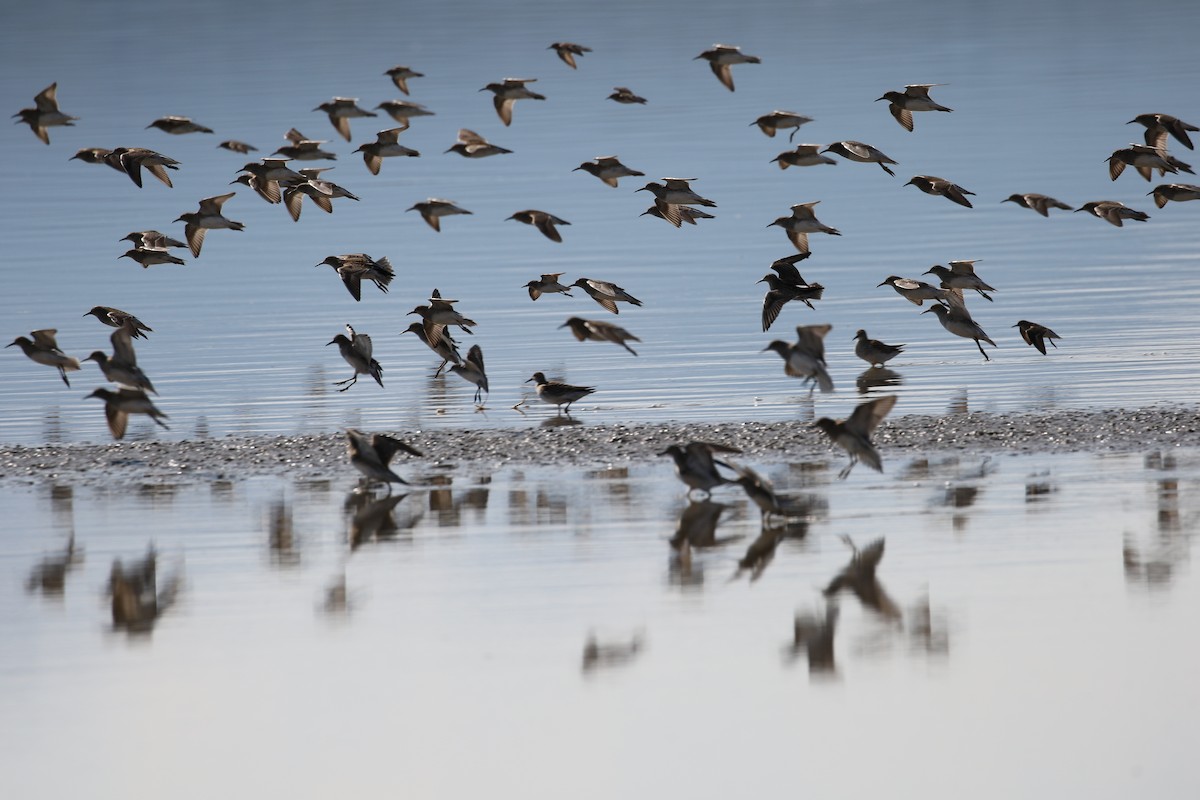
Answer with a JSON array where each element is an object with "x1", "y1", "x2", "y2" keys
[
  {"x1": 401, "y1": 321, "x2": 462, "y2": 375},
  {"x1": 771, "y1": 144, "x2": 837, "y2": 170},
  {"x1": 574, "y1": 156, "x2": 644, "y2": 188},
  {"x1": 328, "y1": 324, "x2": 383, "y2": 391},
  {"x1": 83, "y1": 328, "x2": 156, "y2": 394},
  {"x1": 282, "y1": 169, "x2": 360, "y2": 221},
  {"x1": 70, "y1": 147, "x2": 122, "y2": 170},
  {"x1": 346, "y1": 429, "x2": 422, "y2": 487},
  {"x1": 821, "y1": 140, "x2": 897, "y2": 176},
  {"x1": 1013, "y1": 320, "x2": 1062, "y2": 355},
  {"x1": 87, "y1": 388, "x2": 169, "y2": 439},
  {"x1": 571, "y1": 278, "x2": 642, "y2": 314},
  {"x1": 925, "y1": 260, "x2": 995, "y2": 301},
  {"x1": 236, "y1": 157, "x2": 308, "y2": 203},
  {"x1": 523, "y1": 273, "x2": 573, "y2": 300},
  {"x1": 8, "y1": 329, "x2": 80, "y2": 386},
  {"x1": 758, "y1": 272, "x2": 824, "y2": 332},
  {"x1": 637, "y1": 178, "x2": 716, "y2": 207},
  {"x1": 751, "y1": 111, "x2": 812, "y2": 141},
  {"x1": 695, "y1": 44, "x2": 760, "y2": 91},
  {"x1": 905, "y1": 175, "x2": 975, "y2": 207},
  {"x1": 384, "y1": 66, "x2": 423, "y2": 95},
  {"x1": 549, "y1": 41, "x2": 591, "y2": 68},
  {"x1": 121, "y1": 230, "x2": 186, "y2": 251},
  {"x1": 273, "y1": 130, "x2": 337, "y2": 161},
  {"x1": 119, "y1": 247, "x2": 186, "y2": 268},
  {"x1": 449, "y1": 344, "x2": 488, "y2": 404},
  {"x1": 640, "y1": 201, "x2": 715, "y2": 226},
  {"x1": 375, "y1": 100, "x2": 435, "y2": 129},
  {"x1": 922, "y1": 290, "x2": 996, "y2": 360},
  {"x1": 444, "y1": 128, "x2": 512, "y2": 158},
  {"x1": 658, "y1": 441, "x2": 741, "y2": 497},
  {"x1": 877, "y1": 84, "x2": 952, "y2": 131},
  {"x1": 1075, "y1": 200, "x2": 1151, "y2": 227},
  {"x1": 814, "y1": 395, "x2": 898, "y2": 479},
  {"x1": 107, "y1": 148, "x2": 180, "y2": 188},
  {"x1": 526, "y1": 372, "x2": 595, "y2": 415},
  {"x1": 174, "y1": 192, "x2": 244, "y2": 257},
  {"x1": 560, "y1": 317, "x2": 641, "y2": 355},
  {"x1": 1108, "y1": 144, "x2": 1180, "y2": 182},
  {"x1": 147, "y1": 115, "x2": 212, "y2": 135},
  {"x1": 316, "y1": 254, "x2": 394, "y2": 301},
  {"x1": 878, "y1": 275, "x2": 949, "y2": 306},
  {"x1": 763, "y1": 324, "x2": 834, "y2": 394},
  {"x1": 607, "y1": 87, "x2": 647, "y2": 104},
  {"x1": 407, "y1": 198, "x2": 472, "y2": 231},
  {"x1": 1002, "y1": 193, "x2": 1073, "y2": 216},
  {"x1": 1129, "y1": 113, "x2": 1198, "y2": 151},
  {"x1": 1149, "y1": 183, "x2": 1200, "y2": 208},
  {"x1": 507, "y1": 209, "x2": 570, "y2": 242},
  {"x1": 84, "y1": 306, "x2": 152, "y2": 339},
  {"x1": 218, "y1": 140, "x2": 257, "y2": 154},
  {"x1": 481, "y1": 77, "x2": 545, "y2": 126},
  {"x1": 313, "y1": 97, "x2": 377, "y2": 141},
  {"x1": 854, "y1": 329, "x2": 905, "y2": 367},
  {"x1": 768, "y1": 202, "x2": 840, "y2": 255},
  {"x1": 409, "y1": 290, "x2": 477, "y2": 342},
  {"x1": 15, "y1": 83, "x2": 77, "y2": 144},
  {"x1": 356, "y1": 128, "x2": 420, "y2": 175}
]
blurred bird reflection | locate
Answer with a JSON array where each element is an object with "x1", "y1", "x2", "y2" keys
[
  {"x1": 582, "y1": 631, "x2": 644, "y2": 673},
  {"x1": 26, "y1": 535, "x2": 83, "y2": 596},
  {"x1": 108, "y1": 545, "x2": 181, "y2": 635},
  {"x1": 345, "y1": 490, "x2": 420, "y2": 548},
  {"x1": 823, "y1": 536, "x2": 900, "y2": 621},
  {"x1": 786, "y1": 602, "x2": 839, "y2": 675}
]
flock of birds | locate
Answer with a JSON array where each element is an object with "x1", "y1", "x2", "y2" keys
[{"x1": 8, "y1": 42, "x2": 1200, "y2": 496}]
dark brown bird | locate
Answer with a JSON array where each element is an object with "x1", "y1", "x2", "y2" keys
[
  {"x1": 905, "y1": 175, "x2": 975, "y2": 208},
  {"x1": 549, "y1": 42, "x2": 591, "y2": 69},
  {"x1": 1013, "y1": 320, "x2": 1062, "y2": 355},
  {"x1": 1002, "y1": 193, "x2": 1073, "y2": 216},
  {"x1": 813, "y1": 395, "x2": 897, "y2": 479},
  {"x1": 507, "y1": 209, "x2": 569, "y2": 242}
]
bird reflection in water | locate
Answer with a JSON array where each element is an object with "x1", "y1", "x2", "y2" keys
[
  {"x1": 108, "y1": 545, "x2": 181, "y2": 635},
  {"x1": 731, "y1": 527, "x2": 783, "y2": 583},
  {"x1": 27, "y1": 535, "x2": 83, "y2": 596},
  {"x1": 320, "y1": 572, "x2": 352, "y2": 616},
  {"x1": 540, "y1": 414, "x2": 582, "y2": 429},
  {"x1": 266, "y1": 500, "x2": 300, "y2": 567},
  {"x1": 1024, "y1": 470, "x2": 1056, "y2": 503},
  {"x1": 582, "y1": 630, "x2": 644, "y2": 673},
  {"x1": 786, "y1": 602, "x2": 839, "y2": 675},
  {"x1": 823, "y1": 536, "x2": 900, "y2": 621},
  {"x1": 947, "y1": 390, "x2": 969, "y2": 415},
  {"x1": 907, "y1": 592, "x2": 950, "y2": 655},
  {"x1": 670, "y1": 499, "x2": 738, "y2": 549},
  {"x1": 345, "y1": 490, "x2": 421, "y2": 549},
  {"x1": 856, "y1": 366, "x2": 902, "y2": 394}
]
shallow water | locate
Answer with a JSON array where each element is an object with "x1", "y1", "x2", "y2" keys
[
  {"x1": 1, "y1": 0, "x2": 1199, "y2": 444},
  {"x1": 1, "y1": 448, "x2": 1198, "y2": 798}
]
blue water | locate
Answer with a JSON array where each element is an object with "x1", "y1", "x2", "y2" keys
[{"x1": 2, "y1": 0, "x2": 1198, "y2": 444}]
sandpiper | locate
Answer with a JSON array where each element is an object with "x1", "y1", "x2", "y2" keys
[
  {"x1": 8, "y1": 329, "x2": 80, "y2": 386},
  {"x1": 658, "y1": 442, "x2": 742, "y2": 497},
  {"x1": 853, "y1": 329, "x2": 905, "y2": 367},
  {"x1": 821, "y1": 141, "x2": 897, "y2": 176},
  {"x1": 237, "y1": 157, "x2": 308, "y2": 203},
  {"x1": 1108, "y1": 144, "x2": 1179, "y2": 182},
  {"x1": 375, "y1": 101, "x2": 434, "y2": 131},
  {"x1": 313, "y1": 97, "x2": 377, "y2": 141},
  {"x1": 84, "y1": 306, "x2": 152, "y2": 339},
  {"x1": 218, "y1": 140, "x2": 257, "y2": 154},
  {"x1": 1002, "y1": 193, "x2": 1073, "y2": 216},
  {"x1": 607, "y1": 87, "x2": 647, "y2": 104},
  {"x1": 147, "y1": 115, "x2": 213, "y2": 135},
  {"x1": 639, "y1": 201, "x2": 715, "y2": 226},
  {"x1": 107, "y1": 148, "x2": 180, "y2": 188},
  {"x1": 87, "y1": 388, "x2": 169, "y2": 439},
  {"x1": 400, "y1": 321, "x2": 462, "y2": 375},
  {"x1": 637, "y1": 177, "x2": 716, "y2": 207},
  {"x1": 316, "y1": 254, "x2": 394, "y2": 301},
  {"x1": 905, "y1": 175, "x2": 975, "y2": 207},
  {"x1": 121, "y1": 230, "x2": 187, "y2": 251},
  {"x1": 449, "y1": 344, "x2": 489, "y2": 404},
  {"x1": 119, "y1": 247, "x2": 186, "y2": 268},
  {"x1": 877, "y1": 275, "x2": 949, "y2": 306},
  {"x1": 409, "y1": 290, "x2": 477, "y2": 341},
  {"x1": 526, "y1": 372, "x2": 595, "y2": 415},
  {"x1": 481, "y1": 77, "x2": 545, "y2": 126},
  {"x1": 1149, "y1": 183, "x2": 1200, "y2": 208},
  {"x1": 922, "y1": 291, "x2": 996, "y2": 360},
  {"x1": 273, "y1": 131, "x2": 337, "y2": 161},
  {"x1": 1075, "y1": 200, "x2": 1150, "y2": 227},
  {"x1": 283, "y1": 169, "x2": 360, "y2": 221},
  {"x1": 328, "y1": 324, "x2": 383, "y2": 391},
  {"x1": 549, "y1": 42, "x2": 591, "y2": 68},
  {"x1": 70, "y1": 147, "x2": 122, "y2": 170},
  {"x1": 695, "y1": 44, "x2": 760, "y2": 91},
  {"x1": 444, "y1": 128, "x2": 512, "y2": 158},
  {"x1": 84, "y1": 328, "x2": 156, "y2": 394},
  {"x1": 175, "y1": 192, "x2": 244, "y2": 257},
  {"x1": 763, "y1": 324, "x2": 834, "y2": 394},
  {"x1": 877, "y1": 84, "x2": 951, "y2": 131},
  {"x1": 571, "y1": 278, "x2": 642, "y2": 314},
  {"x1": 752, "y1": 111, "x2": 812, "y2": 141},
  {"x1": 407, "y1": 198, "x2": 472, "y2": 231},
  {"x1": 768, "y1": 202, "x2": 840, "y2": 254},
  {"x1": 925, "y1": 260, "x2": 995, "y2": 301},
  {"x1": 346, "y1": 429, "x2": 422, "y2": 487},
  {"x1": 814, "y1": 395, "x2": 897, "y2": 479},
  {"x1": 1013, "y1": 320, "x2": 1062, "y2": 355},
  {"x1": 15, "y1": 83, "x2": 77, "y2": 144},
  {"x1": 772, "y1": 144, "x2": 837, "y2": 170},
  {"x1": 560, "y1": 317, "x2": 641, "y2": 355},
  {"x1": 356, "y1": 128, "x2": 420, "y2": 175},
  {"x1": 507, "y1": 209, "x2": 570, "y2": 242},
  {"x1": 523, "y1": 273, "x2": 573, "y2": 300},
  {"x1": 384, "y1": 66, "x2": 423, "y2": 95},
  {"x1": 759, "y1": 273, "x2": 824, "y2": 332},
  {"x1": 574, "y1": 156, "x2": 645, "y2": 188},
  {"x1": 1129, "y1": 113, "x2": 1198, "y2": 151}
]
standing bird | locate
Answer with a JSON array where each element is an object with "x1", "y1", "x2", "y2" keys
[
  {"x1": 607, "y1": 87, "x2": 647, "y2": 105},
  {"x1": 762, "y1": 324, "x2": 834, "y2": 394},
  {"x1": 327, "y1": 325, "x2": 383, "y2": 391},
  {"x1": 659, "y1": 441, "x2": 742, "y2": 497},
  {"x1": 574, "y1": 156, "x2": 644, "y2": 188},
  {"x1": 771, "y1": 144, "x2": 837, "y2": 170},
  {"x1": 560, "y1": 317, "x2": 641, "y2": 355},
  {"x1": 878, "y1": 275, "x2": 949, "y2": 306},
  {"x1": 449, "y1": 344, "x2": 489, "y2": 404},
  {"x1": 15, "y1": 83, "x2": 77, "y2": 144},
  {"x1": 571, "y1": 278, "x2": 642, "y2": 314},
  {"x1": 854, "y1": 329, "x2": 905, "y2": 367},
  {"x1": 876, "y1": 84, "x2": 952, "y2": 132},
  {"x1": 1075, "y1": 200, "x2": 1150, "y2": 227},
  {"x1": 694, "y1": 44, "x2": 760, "y2": 92},
  {"x1": 1002, "y1": 193, "x2": 1073, "y2": 216},
  {"x1": 313, "y1": 97, "x2": 377, "y2": 141},
  {"x1": 481, "y1": 77, "x2": 545, "y2": 126},
  {"x1": 356, "y1": 128, "x2": 420, "y2": 175},
  {"x1": 549, "y1": 42, "x2": 591, "y2": 68},
  {"x1": 925, "y1": 260, "x2": 996, "y2": 301},
  {"x1": 1129, "y1": 113, "x2": 1198, "y2": 151},
  {"x1": 407, "y1": 198, "x2": 472, "y2": 231},
  {"x1": 523, "y1": 273, "x2": 574, "y2": 300},
  {"x1": 444, "y1": 128, "x2": 512, "y2": 158},
  {"x1": 87, "y1": 388, "x2": 169, "y2": 440},
  {"x1": 751, "y1": 111, "x2": 812, "y2": 141},
  {"x1": 922, "y1": 290, "x2": 997, "y2": 360},
  {"x1": 384, "y1": 66, "x2": 423, "y2": 95},
  {"x1": 507, "y1": 209, "x2": 570, "y2": 242},
  {"x1": 813, "y1": 395, "x2": 898, "y2": 480},
  {"x1": 147, "y1": 115, "x2": 213, "y2": 135},
  {"x1": 8, "y1": 329, "x2": 80, "y2": 386},
  {"x1": 822, "y1": 141, "x2": 898, "y2": 176},
  {"x1": 526, "y1": 372, "x2": 595, "y2": 415},
  {"x1": 316, "y1": 254, "x2": 394, "y2": 302},
  {"x1": 768, "y1": 202, "x2": 841, "y2": 255},
  {"x1": 1149, "y1": 183, "x2": 1200, "y2": 208},
  {"x1": 84, "y1": 306, "x2": 152, "y2": 339},
  {"x1": 905, "y1": 175, "x2": 975, "y2": 208},
  {"x1": 174, "y1": 192, "x2": 244, "y2": 257},
  {"x1": 1013, "y1": 320, "x2": 1062, "y2": 355},
  {"x1": 346, "y1": 429, "x2": 422, "y2": 487}
]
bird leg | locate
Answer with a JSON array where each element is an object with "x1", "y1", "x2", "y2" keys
[
  {"x1": 334, "y1": 374, "x2": 359, "y2": 391},
  {"x1": 837, "y1": 456, "x2": 857, "y2": 481},
  {"x1": 974, "y1": 339, "x2": 990, "y2": 361}
]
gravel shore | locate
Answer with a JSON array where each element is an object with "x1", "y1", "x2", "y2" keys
[{"x1": 1, "y1": 407, "x2": 1198, "y2": 487}]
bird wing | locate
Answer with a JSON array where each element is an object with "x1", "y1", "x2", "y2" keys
[
  {"x1": 786, "y1": 230, "x2": 810, "y2": 254},
  {"x1": 184, "y1": 225, "x2": 206, "y2": 258},
  {"x1": 494, "y1": 97, "x2": 514, "y2": 126},
  {"x1": 890, "y1": 105, "x2": 914, "y2": 132},
  {"x1": 466, "y1": 343, "x2": 485, "y2": 371},
  {"x1": 848, "y1": 395, "x2": 898, "y2": 437},
  {"x1": 352, "y1": 332, "x2": 373, "y2": 360},
  {"x1": 110, "y1": 327, "x2": 137, "y2": 365},
  {"x1": 709, "y1": 62, "x2": 735, "y2": 92},
  {"x1": 372, "y1": 433, "x2": 423, "y2": 464}
]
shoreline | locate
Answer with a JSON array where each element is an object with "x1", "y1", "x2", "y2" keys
[{"x1": 1, "y1": 406, "x2": 1197, "y2": 486}]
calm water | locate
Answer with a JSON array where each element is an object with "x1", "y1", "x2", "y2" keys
[
  {"x1": 2, "y1": 0, "x2": 1199, "y2": 444},
  {"x1": 2, "y1": 449, "x2": 1197, "y2": 798}
]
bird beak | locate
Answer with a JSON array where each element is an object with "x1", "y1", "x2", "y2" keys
[
  {"x1": 325, "y1": 339, "x2": 336, "y2": 346},
  {"x1": 634, "y1": 186, "x2": 647, "y2": 193},
  {"x1": 903, "y1": 179, "x2": 915, "y2": 186},
  {"x1": 557, "y1": 322, "x2": 568, "y2": 328},
  {"x1": 874, "y1": 96, "x2": 887, "y2": 102},
  {"x1": 571, "y1": 166, "x2": 582, "y2": 171},
  {"x1": 876, "y1": 280, "x2": 888, "y2": 287},
  {"x1": 524, "y1": 377, "x2": 534, "y2": 383},
  {"x1": 920, "y1": 307, "x2": 934, "y2": 314}
]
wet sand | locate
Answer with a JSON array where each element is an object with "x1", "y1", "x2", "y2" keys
[{"x1": 2, "y1": 406, "x2": 1196, "y2": 485}]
